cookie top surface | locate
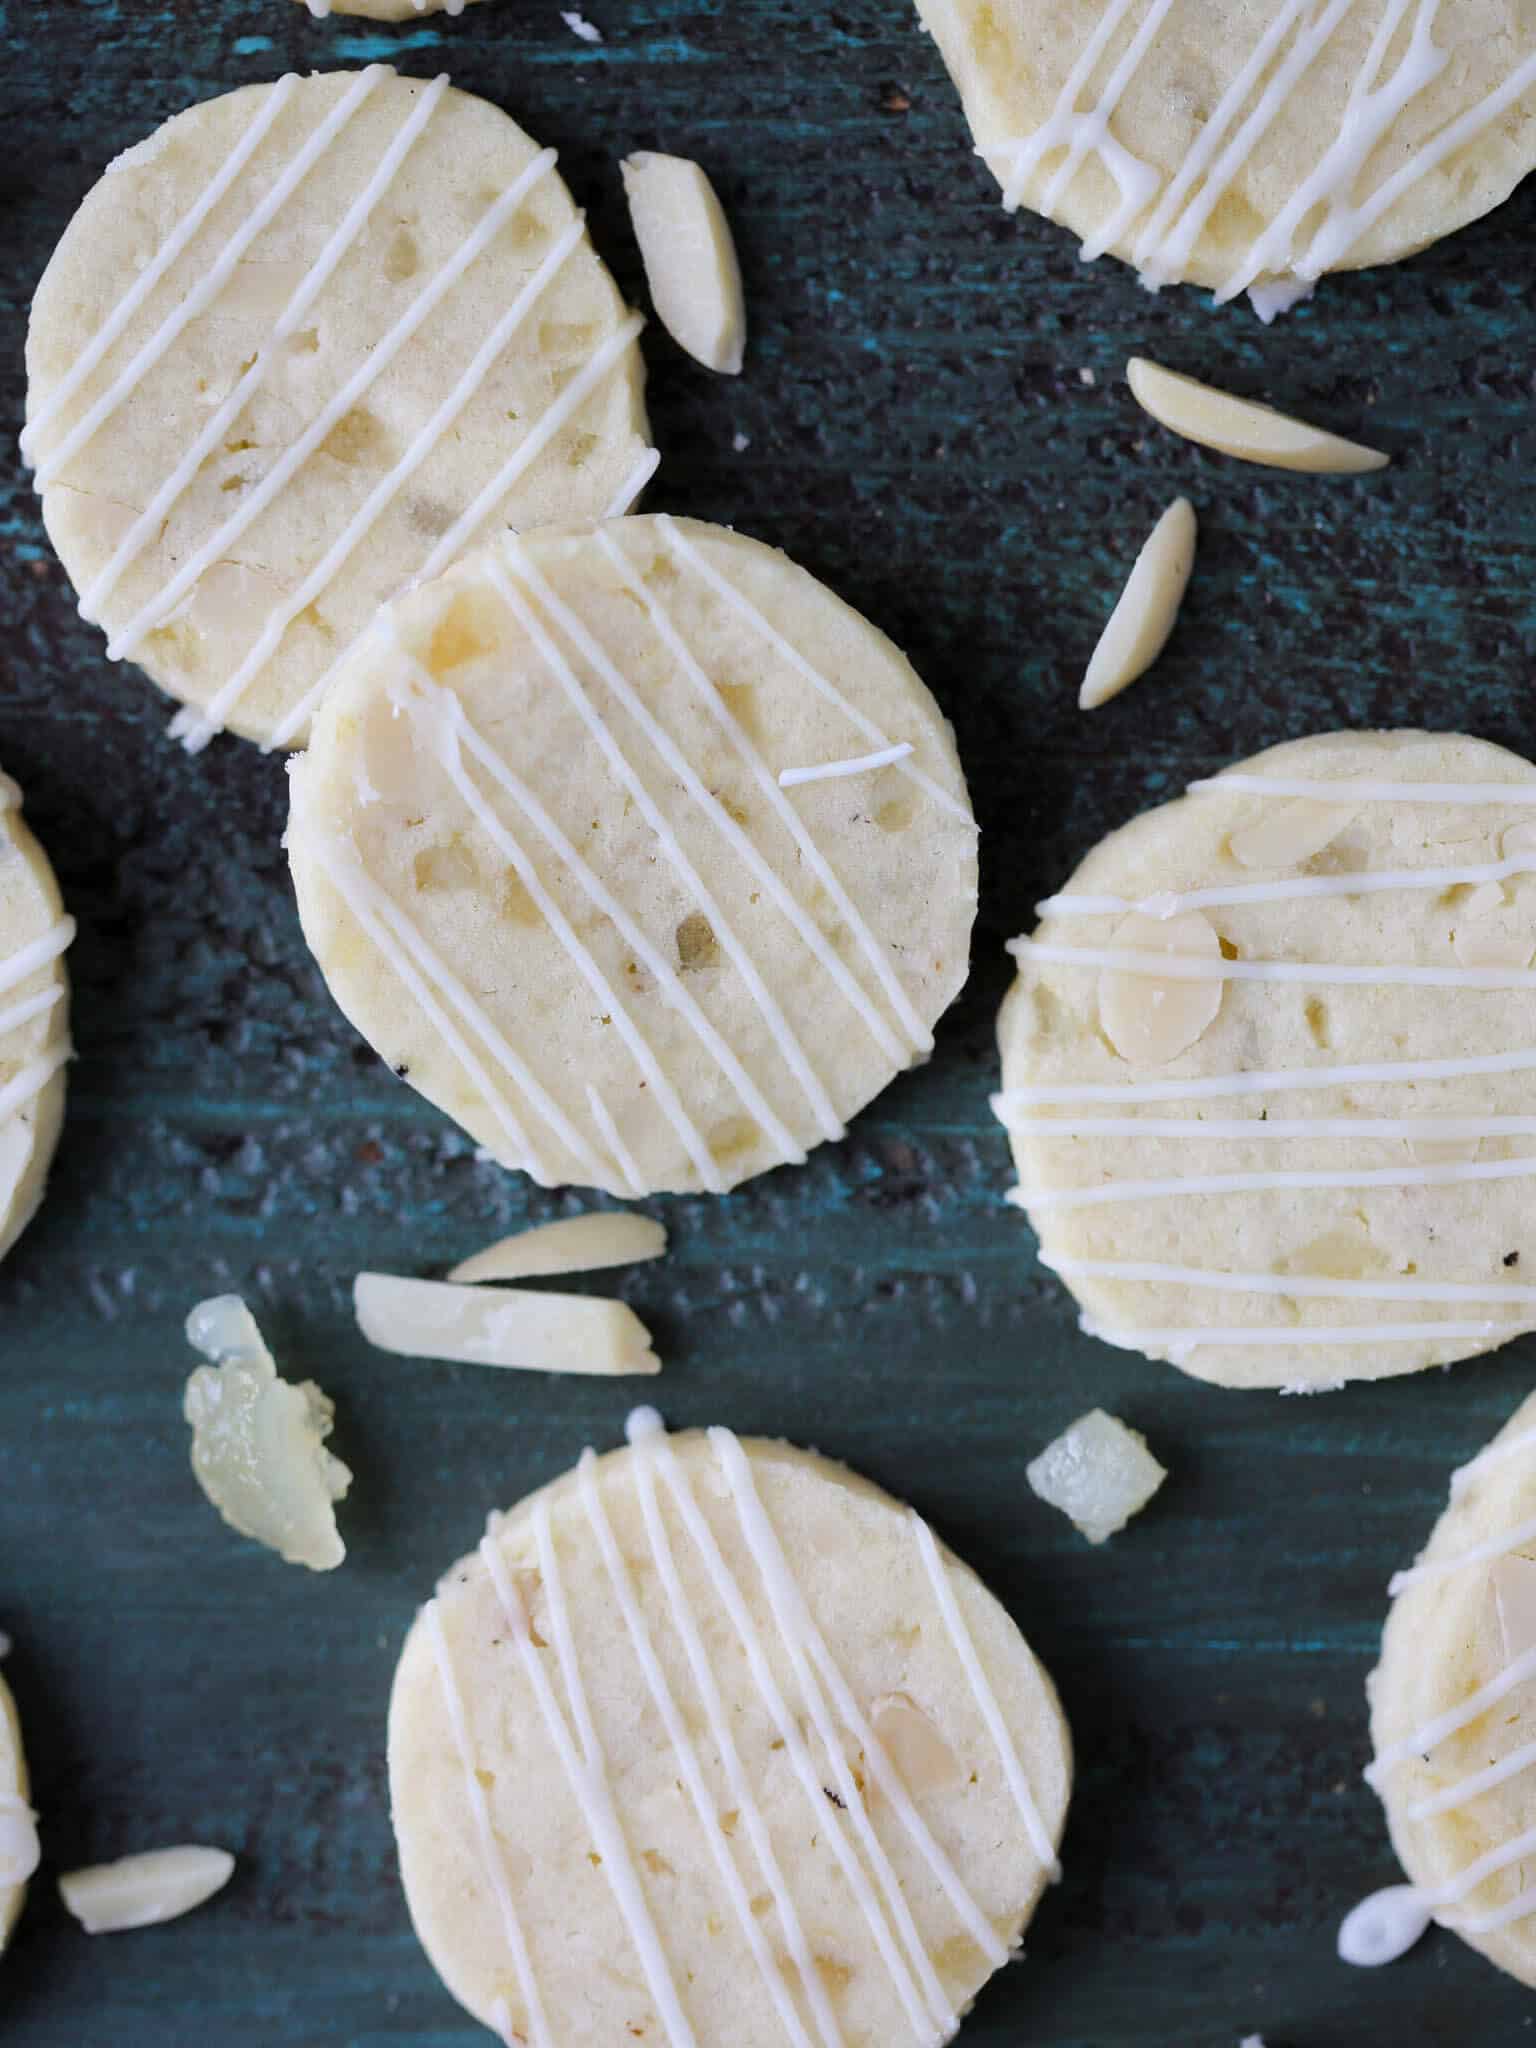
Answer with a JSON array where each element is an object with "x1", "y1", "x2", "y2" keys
[
  {"x1": 286, "y1": 514, "x2": 978, "y2": 1198},
  {"x1": 1367, "y1": 1386, "x2": 1536, "y2": 1986},
  {"x1": 998, "y1": 729, "x2": 1536, "y2": 1390},
  {"x1": 914, "y1": 0, "x2": 1536, "y2": 299},
  {"x1": 388, "y1": 1412, "x2": 1071, "y2": 2046},
  {"x1": 24, "y1": 69, "x2": 649, "y2": 750},
  {"x1": 0, "y1": 775, "x2": 71, "y2": 1268}
]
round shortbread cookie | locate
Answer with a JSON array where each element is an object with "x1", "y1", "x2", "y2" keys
[
  {"x1": 0, "y1": 775, "x2": 71, "y2": 1268},
  {"x1": 389, "y1": 1410, "x2": 1071, "y2": 2045},
  {"x1": 998, "y1": 729, "x2": 1536, "y2": 1391},
  {"x1": 0, "y1": 1671, "x2": 35, "y2": 1950},
  {"x1": 915, "y1": 0, "x2": 1536, "y2": 306},
  {"x1": 24, "y1": 69, "x2": 650, "y2": 751},
  {"x1": 297, "y1": 1, "x2": 485, "y2": 18},
  {"x1": 1359, "y1": 1387, "x2": 1536, "y2": 1986},
  {"x1": 286, "y1": 514, "x2": 978, "y2": 1197}
]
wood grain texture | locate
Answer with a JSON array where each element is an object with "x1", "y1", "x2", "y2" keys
[{"x1": 2, "y1": 1, "x2": 1536, "y2": 2042}]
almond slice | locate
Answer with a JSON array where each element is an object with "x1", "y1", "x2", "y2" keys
[
  {"x1": 59, "y1": 1846, "x2": 235, "y2": 1934},
  {"x1": 1127, "y1": 358, "x2": 1388, "y2": 475},
  {"x1": 1228, "y1": 797, "x2": 1355, "y2": 869},
  {"x1": 1494, "y1": 1553, "x2": 1536, "y2": 1664},
  {"x1": 1097, "y1": 908, "x2": 1223, "y2": 1065},
  {"x1": 354, "y1": 1272, "x2": 660, "y2": 1375},
  {"x1": 447, "y1": 1212, "x2": 666, "y2": 1284},
  {"x1": 622, "y1": 152, "x2": 745, "y2": 375},
  {"x1": 1079, "y1": 496, "x2": 1196, "y2": 711}
]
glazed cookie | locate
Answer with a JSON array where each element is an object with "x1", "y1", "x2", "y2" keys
[
  {"x1": 0, "y1": 774, "x2": 72, "y2": 1268},
  {"x1": 0, "y1": 1671, "x2": 37, "y2": 1950},
  {"x1": 298, "y1": 1, "x2": 485, "y2": 18},
  {"x1": 389, "y1": 1409, "x2": 1071, "y2": 2046},
  {"x1": 287, "y1": 515, "x2": 977, "y2": 1197},
  {"x1": 24, "y1": 69, "x2": 651, "y2": 751},
  {"x1": 997, "y1": 730, "x2": 1536, "y2": 1390},
  {"x1": 916, "y1": 0, "x2": 1536, "y2": 309},
  {"x1": 1349, "y1": 1386, "x2": 1536, "y2": 1984}
]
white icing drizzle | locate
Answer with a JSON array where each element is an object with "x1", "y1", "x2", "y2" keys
[
  {"x1": 259, "y1": 309, "x2": 643, "y2": 755},
  {"x1": 0, "y1": 1045, "x2": 71, "y2": 1129},
  {"x1": 20, "y1": 76, "x2": 303, "y2": 461},
  {"x1": 909, "y1": 1510, "x2": 1060, "y2": 1879},
  {"x1": 1388, "y1": 1513, "x2": 1536, "y2": 1597},
  {"x1": 624, "y1": 1409, "x2": 945, "y2": 2047},
  {"x1": 424, "y1": 1600, "x2": 553, "y2": 2048},
  {"x1": 479, "y1": 1521, "x2": 699, "y2": 2048},
  {"x1": 990, "y1": 1, "x2": 1536, "y2": 302},
  {"x1": 81, "y1": 76, "x2": 450, "y2": 623},
  {"x1": 603, "y1": 446, "x2": 661, "y2": 518},
  {"x1": 1011, "y1": 936, "x2": 1536, "y2": 992},
  {"x1": 1008, "y1": 1112, "x2": 1536, "y2": 1142},
  {"x1": 576, "y1": 1449, "x2": 821, "y2": 2048},
  {"x1": 778, "y1": 742, "x2": 914, "y2": 788},
  {"x1": 306, "y1": 832, "x2": 566, "y2": 1184},
  {"x1": 1190, "y1": 774, "x2": 1536, "y2": 806},
  {"x1": 1406, "y1": 1737, "x2": 1536, "y2": 1821},
  {"x1": 1037, "y1": 851, "x2": 1536, "y2": 922},
  {"x1": 0, "y1": 919, "x2": 75, "y2": 1003},
  {"x1": 110, "y1": 144, "x2": 565, "y2": 666},
  {"x1": 710, "y1": 1426, "x2": 1010, "y2": 1968},
  {"x1": 392, "y1": 664, "x2": 726, "y2": 1191},
  {"x1": 1084, "y1": 1316, "x2": 1505, "y2": 1354},
  {"x1": 585, "y1": 1084, "x2": 646, "y2": 1198},
  {"x1": 657, "y1": 515, "x2": 972, "y2": 829},
  {"x1": 34, "y1": 70, "x2": 388, "y2": 494},
  {"x1": 1367, "y1": 1644, "x2": 1536, "y2": 1786},
  {"x1": 595, "y1": 527, "x2": 914, "y2": 1064},
  {"x1": 1338, "y1": 1884, "x2": 1432, "y2": 1966},
  {"x1": 489, "y1": 544, "x2": 841, "y2": 1145},
  {"x1": 0, "y1": 984, "x2": 66, "y2": 1044},
  {"x1": 1015, "y1": 1156, "x2": 1536, "y2": 1213},
  {"x1": 1451, "y1": 1427, "x2": 1536, "y2": 1497},
  {"x1": 996, "y1": 1046, "x2": 1536, "y2": 1109},
  {"x1": 1046, "y1": 1256, "x2": 1536, "y2": 1306},
  {"x1": 622, "y1": 1413, "x2": 847, "y2": 2048}
]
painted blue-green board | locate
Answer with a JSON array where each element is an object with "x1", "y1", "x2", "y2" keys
[{"x1": 3, "y1": 1, "x2": 1536, "y2": 2042}]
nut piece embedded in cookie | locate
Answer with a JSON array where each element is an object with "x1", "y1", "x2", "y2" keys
[
  {"x1": 1027, "y1": 1410, "x2": 1167, "y2": 1544},
  {"x1": 182, "y1": 1295, "x2": 351, "y2": 1571},
  {"x1": 1128, "y1": 359, "x2": 1388, "y2": 474},
  {"x1": 1098, "y1": 908, "x2": 1223, "y2": 1065}
]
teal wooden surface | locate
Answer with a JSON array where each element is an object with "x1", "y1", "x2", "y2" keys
[{"x1": 3, "y1": 2, "x2": 1536, "y2": 2043}]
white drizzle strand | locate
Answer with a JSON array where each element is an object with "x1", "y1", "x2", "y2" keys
[
  {"x1": 1038, "y1": 851, "x2": 1536, "y2": 922},
  {"x1": 778, "y1": 742, "x2": 914, "y2": 788},
  {"x1": 986, "y1": 0, "x2": 1536, "y2": 306},
  {"x1": 1011, "y1": 937, "x2": 1536, "y2": 992}
]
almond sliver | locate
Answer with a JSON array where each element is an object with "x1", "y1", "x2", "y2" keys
[
  {"x1": 1127, "y1": 358, "x2": 1388, "y2": 475},
  {"x1": 59, "y1": 1846, "x2": 235, "y2": 1934},
  {"x1": 1079, "y1": 496, "x2": 1196, "y2": 711},
  {"x1": 622, "y1": 152, "x2": 745, "y2": 375},
  {"x1": 447, "y1": 1212, "x2": 666, "y2": 1284},
  {"x1": 354, "y1": 1272, "x2": 660, "y2": 1376}
]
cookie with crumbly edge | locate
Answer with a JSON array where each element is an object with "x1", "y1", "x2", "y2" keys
[
  {"x1": 389, "y1": 1412, "x2": 1071, "y2": 2045},
  {"x1": 287, "y1": 514, "x2": 977, "y2": 1197},
  {"x1": 999, "y1": 729, "x2": 1536, "y2": 1390},
  {"x1": 25, "y1": 69, "x2": 649, "y2": 750},
  {"x1": 0, "y1": 773, "x2": 70, "y2": 1268}
]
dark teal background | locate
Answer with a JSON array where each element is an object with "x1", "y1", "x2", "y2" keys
[{"x1": 3, "y1": 2, "x2": 1536, "y2": 2042}]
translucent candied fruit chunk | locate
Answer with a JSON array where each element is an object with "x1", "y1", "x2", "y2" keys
[{"x1": 1026, "y1": 1408, "x2": 1166, "y2": 1544}]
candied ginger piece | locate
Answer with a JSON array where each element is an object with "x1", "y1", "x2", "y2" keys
[{"x1": 1027, "y1": 1408, "x2": 1166, "y2": 1544}]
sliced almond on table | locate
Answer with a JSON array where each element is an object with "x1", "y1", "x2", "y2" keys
[
  {"x1": 447, "y1": 1211, "x2": 666, "y2": 1284},
  {"x1": 1098, "y1": 908, "x2": 1224, "y2": 1065},
  {"x1": 354, "y1": 1272, "x2": 659, "y2": 1375},
  {"x1": 1079, "y1": 496, "x2": 1196, "y2": 711},
  {"x1": 1127, "y1": 357, "x2": 1389, "y2": 475},
  {"x1": 622, "y1": 152, "x2": 746, "y2": 375},
  {"x1": 59, "y1": 1846, "x2": 235, "y2": 1934}
]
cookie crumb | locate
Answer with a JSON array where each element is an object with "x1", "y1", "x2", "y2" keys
[{"x1": 881, "y1": 86, "x2": 911, "y2": 112}]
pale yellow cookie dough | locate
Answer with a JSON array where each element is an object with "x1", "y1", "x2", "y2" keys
[
  {"x1": 1368, "y1": 1387, "x2": 1536, "y2": 1987},
  {"x1": 389, "y1": 1416, "x2": 1072, "y2": 2045},
  {"x1": 25, "y1": 70, "x2": 649, "y2": 749},
  {"x1": 287, "y1": 515, "x2": 977, "y2": 1197},
  {"x1": 0, "y1": 1672, "x2": 37, "y2": 1950},
  {"x1": 999, "y1": 730, "x2": 1536, "y2": 1390},
  {"x1": 917, "y1": 0, "x2": 1536, "y2": 299},
  {"x1": 0, "y1": 774, "x2": 70, "y2": 1267}
]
